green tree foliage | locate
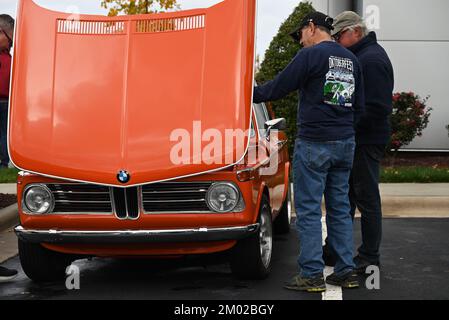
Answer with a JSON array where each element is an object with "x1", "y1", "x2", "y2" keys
[
  {"x1": 256, "y1": 2, "x2": 315, "y2": 156},
  {"x1": 101, "y1": 0, "x2": 179, "y2": 16}
]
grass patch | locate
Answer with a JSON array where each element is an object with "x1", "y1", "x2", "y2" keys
[
  {"x1": 381, "y1": 166, "x2": 449, "y2": 183},
  {"x1": 0, "y1": 168, "x2": 20, "y2": 183}
]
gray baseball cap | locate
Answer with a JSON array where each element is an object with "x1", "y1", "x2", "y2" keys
[{"x1": 332, "y1": 11, "x2": 363, "y2": 36}]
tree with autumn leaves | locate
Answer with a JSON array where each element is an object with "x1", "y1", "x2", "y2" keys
[{"x1": 101, "y1": 0, "x2": 179, "y2": 16}]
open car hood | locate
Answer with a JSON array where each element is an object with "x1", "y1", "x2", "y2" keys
[{"x1": 9, "y1": 0, "x2": 256, "y2": 187}]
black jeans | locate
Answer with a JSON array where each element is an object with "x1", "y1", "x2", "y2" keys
[
  {"x1": 0, "y1": 100, "x2": 9, "y2": 166},
  {"x1": 349, "y1": 144, "x2": 385, "y2": 264}
]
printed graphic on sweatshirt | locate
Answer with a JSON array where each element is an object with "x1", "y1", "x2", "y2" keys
[{"x1": 323, "y1": 56, "x2": 355, "y2": 108}]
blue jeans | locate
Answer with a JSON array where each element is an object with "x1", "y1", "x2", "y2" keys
[
  {"x1": 293, "y1": 137, "x2": 356, "y2": 278},
  {"x1": 0, "y1": 101, "x2": 9, "y2": 166}
]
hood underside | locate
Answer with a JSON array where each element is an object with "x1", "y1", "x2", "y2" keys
[{"x1": 9, "y1": 0, "x2": 256, "y2": 186}]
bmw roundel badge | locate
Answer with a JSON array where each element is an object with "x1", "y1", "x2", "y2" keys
[{"x1": 117, "y1": 170, "x2": 130, "y2": 184}]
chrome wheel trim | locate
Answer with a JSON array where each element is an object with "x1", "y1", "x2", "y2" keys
[{"x1": 259, "y1": 206, "x2": 273, "y2": 269}]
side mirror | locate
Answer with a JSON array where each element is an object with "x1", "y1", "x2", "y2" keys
[
  {"x1": 265, "y1": 118, "x2": 287, "y2": 132},
  {"x1": 264, "y1": 118, "x2": 286, "y2": 141}
]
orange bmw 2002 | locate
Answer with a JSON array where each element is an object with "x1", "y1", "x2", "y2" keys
[{"x1": 10, "y1": 0, "x2": 291, "y2": 282}]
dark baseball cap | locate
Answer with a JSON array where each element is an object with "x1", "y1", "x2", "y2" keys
[{"x1": 290, "y1": 11, "x2": 334, "y2": 41}]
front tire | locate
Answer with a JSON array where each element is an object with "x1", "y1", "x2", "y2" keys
[
  {"x1": 230, "y1": 194, "x2": 273, "y2": 280},
  {"x1": 19, "y1": 239, "x2": 74, "y2": 283}
]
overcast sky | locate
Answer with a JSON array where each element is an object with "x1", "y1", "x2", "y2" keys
[{"x1": 0, "y1": 0, "x2": 305, "y2": 60}]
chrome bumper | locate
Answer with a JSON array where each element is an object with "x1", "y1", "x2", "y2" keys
[{"x1": 14, "y1": 224, "x2": 259, "y2": 244}]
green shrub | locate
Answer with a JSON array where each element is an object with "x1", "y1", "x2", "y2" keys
[{"x1": 256, "y1": 2, "x2": 315, "y2": 157}]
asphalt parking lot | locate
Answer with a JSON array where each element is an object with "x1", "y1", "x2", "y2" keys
[{"x1": 0, "y1": 218, "x2": 448, "y2": 300}]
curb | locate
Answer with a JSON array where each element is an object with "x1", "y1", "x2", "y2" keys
[
  {"x1": 289, "y1": 183, "x2": 449, "y2": 218},
  {"x1": 291, "y1": 183, "x2": 449, "y2": 217},
  {"x1": 0, "y1": 204, "x2": 19, "y2": 231},
  {"x1": 380, "y1": 197, "x2": 449, "y2": 218},
  {"x1": 316, "y1": 197, "x2": 449, "y2": 218}
]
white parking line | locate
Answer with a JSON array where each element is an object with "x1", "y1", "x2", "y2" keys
[{"x1": 321, "y1": 217, "x2": 343, "y2": 300}]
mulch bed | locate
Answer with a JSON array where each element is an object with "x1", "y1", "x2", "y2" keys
[
  {"x1": 382, "y1": 152, "x2": 449, "y2": 168},
  {"x1": 0, "y1": 194, "x2": 17, "y2": 210}
]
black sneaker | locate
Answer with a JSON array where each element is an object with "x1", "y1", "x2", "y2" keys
[
  {"x1": 0, "y1": 266, "x2": 18, "y2": 282},
  {"x1": 284, "y1": 274, "x2": 326, "y2": 293},
  {"x1": 323, "y1": 244, "x2": 336, "y2": 267},
  {"x1": 354, "y1": 255, "x2": 380, "y2": 275},
  {"x1": 325, "y1": 271, "x2": 359, "y2": 289}
]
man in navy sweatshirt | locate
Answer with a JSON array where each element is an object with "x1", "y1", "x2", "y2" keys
[
  {"x1": 330, "y1": 11, "x2": 394, "y2": 273},
  {"x1": 254, "y1": 12, "x2": 365, "y2": 292}
]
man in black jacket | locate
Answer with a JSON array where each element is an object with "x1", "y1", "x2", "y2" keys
[{"x1": 327, "y1": 11, "x2": 394, "y2": 273}]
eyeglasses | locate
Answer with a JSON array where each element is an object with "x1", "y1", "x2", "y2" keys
[
  {"x1": 333, "y1": 28, "x2": 350, "y2": 42},
  {"x1": 0, "y1": 28, "x2": 13, "y2": 48}
]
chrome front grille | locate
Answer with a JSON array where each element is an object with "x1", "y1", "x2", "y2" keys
[
  {"x1": 43, "y1": 182, "x2": 218, "y2": 216},
  {"x1": 142, "y1": 182, "x2": 213, "y2": 213},
  {"x1": 111, "y1": 187, "x2": 140, "y2": 220},
  {"x1": 48, "y1": 184, "x2": 113, "y2": 214}
]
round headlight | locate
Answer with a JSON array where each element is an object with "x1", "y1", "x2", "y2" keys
[
  {"x1": 206, "y1": 182, "x2": 240, "y2": 213},
  {"x1": 23, "y1": 185, "x2": 54, "y2": 214}
]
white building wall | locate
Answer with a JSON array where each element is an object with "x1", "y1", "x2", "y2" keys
[
  {"x1": 308, "y1": 0, "x2": 353, "y2": 17},
  {"x1": 311, "y1": 0, "x2": 449, "y2": 151},
  {"x1": 359, "y1": 0, "x2": 449, "y2": 150}
]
